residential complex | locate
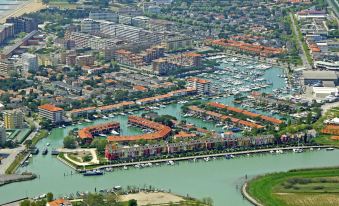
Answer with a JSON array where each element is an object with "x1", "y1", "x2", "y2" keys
[
  {"x1": 3, "y1": 110, "x2": 24, "y2": 129},
  {"x1": 38, "y1": 104, "x2": 64, "y2": 123}
]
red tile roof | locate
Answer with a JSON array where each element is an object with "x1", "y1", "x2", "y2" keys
[{"x1": 38, "y1": 104, "x2": 63, "y2": 112}]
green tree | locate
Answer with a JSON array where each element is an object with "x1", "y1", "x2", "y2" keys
[
  {"x1": 46, "y1": 192, "x2": 53, "y2": 202},
  {"x1": 90, "y1": 138, "x2": 107, "y2": 153},
  {"x1": 128, "y1": 199, "x2": 137, "y2": 206},
  {"x1": 20, "y1": 200, "x2": 31, "y2": 206},
  {"x1": 83, "y1": 193, "x2": 105, "y2": 206},
  {"x1": 63, "y1": 135, "x2": 77, "y2": 149}
]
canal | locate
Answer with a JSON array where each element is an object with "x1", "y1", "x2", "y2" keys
[{"x1": 0, "y1": 61, "x2": 334, "y2": 206}]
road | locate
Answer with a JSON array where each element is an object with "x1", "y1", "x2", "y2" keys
[
  {"x1": 289, "y1": 13, "x2": 312, "y2": 70},
  {"x1": 321, "y1": 101, "x2": 339, "y2": 114},
  {"x1": 0, "y1": 120, "x2": 39, "y2": 174},
  {"x1": 326, "y1": 0, "x2": 339, "y2": 19}
]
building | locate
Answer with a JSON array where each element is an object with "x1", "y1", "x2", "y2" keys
[
  {"x1": 131, "y1": 16, "x2": 150, "y2": 28},
  {"x1": 0, "y1": 60, "x2": 15, "y2": 77},
  {"x1": 303, "y1": 70, "x2": 339, "y2": 86},
  {"x1": 21, "y1": 53, "x2": 38, "y2": 71},
  {"x1": 163, "y1": 37, "x2": 193, "y2": 51},
  {"x1": 0, "y1": 23, "x2": 14, "y2": 45},
  {"x1": 47, "y1": 199, "x2": 72, "y2": 206},
  {"x1": 0, "y1": 127, "x2": 6, "y2": 146},
  {"x1": 187, "y1": 77, "x2": 212, "y2": 94},
  {"x1": 80, "y1": 19, "x2": 100, "y2": 33},
  {"x1": 296, "y1": 10, "x2": 327, "y2": 20},
  {"x1": 76, "y1": 54, "x2": 95, "y2": 66},
  {"x1": 98, "y1": 20, "x2": 161, "y2": 44},
  {"x1": 3, "y1": 110, "x2": 24, "y2": 129},
  {"x1": 314, "y1": 61, "x2": 339, "y2": 71},
  {"x1": 89, "y1": 11, "x2": 118, "y2": 22},
  {"x1": 5, "y1": 17, "x2": 38, "y2": 34},
  {"x1": 312, "y1": 87, "x2": 338, "y2": 98},
  {"x1": 38, "y1": 104, "x2": 64, "y2": 123}
]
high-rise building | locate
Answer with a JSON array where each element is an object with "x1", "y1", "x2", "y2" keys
[
  {"x1": 22, "y1": 53, "x2": 38, "y2": 71},
  {"x1": 0, "y1": 23, "x2": 14, "y2": 45},
  {"x1": 187, "y1": 77, "x2": 211, "y2": 94},
  {"x1": 38, "y1": 104, "x2": 64, "y2": 123},
  {"x1": 3, "y1": 110, "x2": 24, "y2": 129},
  {"x1": 5, "y1": 17, "x2": 38, "y2": 34},
  {"x1": 0, "y1": 127, "x2": 6, "y2": 146},
  {"x1": 0, "y1": 60, "x2": 15, "y2": 77}
]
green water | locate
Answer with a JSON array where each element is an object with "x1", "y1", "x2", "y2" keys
[{"x1": 1, "y1": 64, "x2": 335, "y2": 206}]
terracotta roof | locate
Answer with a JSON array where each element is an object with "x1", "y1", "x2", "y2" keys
[
  {"x1": 107, "y1": 116, "x2": 171, "y2": 142},
  {"x1": 38, "y1": 104, "x2": 63, "y2": 112},
  {"x1": 69, "y1": 107, "x2": 96, "y2": 114},
  {"x1": 47, "y1": 199, "x2": 71, "y2": 206},
  {"x1": 78, "y1": 122, "x2": 120, "y2": 139}
]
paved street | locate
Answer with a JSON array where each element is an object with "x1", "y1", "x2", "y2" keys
[{"x1": 289, "y1": 13, "x2": 312, "y2": 70}]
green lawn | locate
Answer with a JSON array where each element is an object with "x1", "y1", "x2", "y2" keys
[
  {"x1": 247, "y1": 167, "x2": 339, "y2": 206},
  {"x1": 314, "y1": 135, "x2": 339, "y2": 148},
  {"x1": 31, "y1": 130, "x2": 49, "y2": 146}
]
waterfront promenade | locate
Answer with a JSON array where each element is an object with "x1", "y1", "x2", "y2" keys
[
  {"x1": 241, "y1": 182, "x2": 263, "y2": 206},
  {"x1": 58, "y1": 145, "x2": 329, "y2": 171}
]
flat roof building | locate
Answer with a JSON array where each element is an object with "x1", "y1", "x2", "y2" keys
[
  {"x1": 3, "y1": 109, "x2": 24, "y2": 129},
  {"x1": 38, "y1": 104, "x2": 64, "y2": 123}
]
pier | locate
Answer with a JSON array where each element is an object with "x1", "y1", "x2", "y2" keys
[{"x1": 60, "y1": 145, "x2": 329, "y2": 171}]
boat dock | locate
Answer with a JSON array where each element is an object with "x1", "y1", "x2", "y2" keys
[{"x1": 62, "y1": 145, "x2": 329, "y2": 172}]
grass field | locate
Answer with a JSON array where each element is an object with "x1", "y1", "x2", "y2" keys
[{"x1": 247, "y1": 167, "x2": 339, "y2": 206}]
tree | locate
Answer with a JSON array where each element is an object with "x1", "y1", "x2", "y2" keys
[
  {"x1": 40, "y1": 118, "x2": 52, "y2": 130},
  {"x1": 83, "y1": 193, "x2": 105, "y2": 206},
  {"x1": 46, "y1": 192, "x2": 53, "y2": 202},
  {"x1": 20, "y1": 200, "x2": 31, "y2": 206},
  {"x1": 128, "y1": 199, "x2": 137, "y2": 206},
  {"x1": 90, "y1": 138, "x2": 107, "y2": 153},
  {"x1": 63, "y1": 135, "x2": 77, "y2": 149}
]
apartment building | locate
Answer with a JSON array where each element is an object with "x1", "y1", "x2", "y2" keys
[
  {"x1": 0, "y1": 127, "x2": 6, "y2": 146},
  {"x1": 0, "y1": 60, "x2": 15, "y2": 77},
  {"x1": 21, "y1": 53, "x2": 38, "y2": 71},
  {"x1": 187, "y1": 77, "x2": 212, "y2": 94},
  {"x1": 38, "y1": 104, "x2": 64, "y2": 123},
  {"x1": 3, "y1": 109, "x2": 24, "y2": 129},
  {"x1": 76, "y1": 54, "x2": 95, "y2": 66},
  {"x1": 0, "y1": 23, "x2": 14, "y2": 45},
  {"x1": 5, "y1": 17, "x2": 38, "y2": 34}
]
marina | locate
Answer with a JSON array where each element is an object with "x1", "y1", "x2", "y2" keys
[{"x1": 0, "y1": 56, "x2": 332, "y2": 206}]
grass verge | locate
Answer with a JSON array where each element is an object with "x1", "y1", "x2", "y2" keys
[{"x1": 247, "y1": 167, "x2": 339, "y2": 206}]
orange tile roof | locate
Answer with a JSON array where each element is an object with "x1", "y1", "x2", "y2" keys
[
  {"x1": 70, "y1": 107, "x2": 96, "y2": 114},
  {"x1": 187, "y1": 77, "x2": 210, "y2": 84},
  {"x1": 78, "y1": 122, "x2": 120, "y2": 139},
  {"x1": 133, "y1": 85, "x2": 148, "y2": 92},
  {"x1": 38, "y1": 104, "x2": 63, "y2": 112},
  {"x1": 331, "y1": 136, "x2": 339, "y2": 141},
  {"x1": 174, "y1": 131, "x2": 197, "y2": 139},
  {"x1": 98, "y1": 101, "x2": 135, "y2": 111},
  {"x1": 208, "y1": 102, "x2": 283, "y2": 125},
  {"x1": 48, "y1": 199, "x2": 71, "y2": 206},
  {"x1": 107, "y1": 116, "x2": 171, "y2": 142},
  {"x1": 322, "y1": 125, "x2": 339, "y2": 135}
]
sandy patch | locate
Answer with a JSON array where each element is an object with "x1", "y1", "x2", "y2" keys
[{"x1": 120, "y1": 192, "x2": 184, "y2": 205}]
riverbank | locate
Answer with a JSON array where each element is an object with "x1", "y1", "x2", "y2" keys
[
  {"x1": 0, "y1": 0, "x2": 46, "y2": 23},
  {"x1": 0, "y1": 173, "x2": 36, "y2": 187},
  {"x1": 245, "y1": 166, "x2": 339, "y2": 206},
  {"x1": 58, "y1": 145, "x2": 329, "y2": 171}
]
